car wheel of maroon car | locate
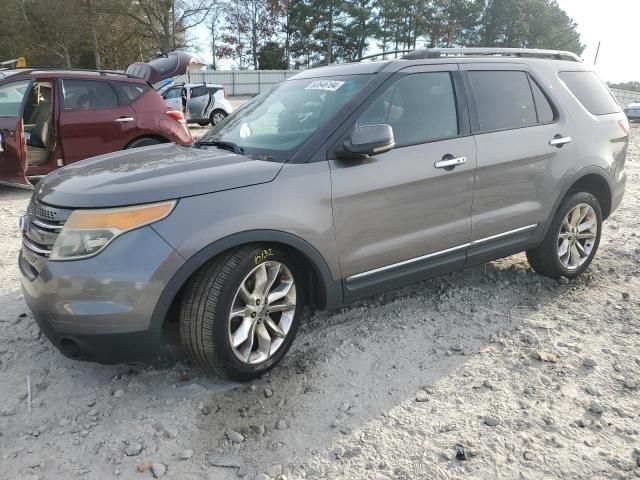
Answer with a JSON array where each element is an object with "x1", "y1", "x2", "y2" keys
[{"x1": 125, "y1": 138, "x2": 163, "y2": 149}]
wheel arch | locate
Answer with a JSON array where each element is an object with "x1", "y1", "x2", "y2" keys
[
  {"x1": 563, "y1": 169, "x2": 613, "y2": 220},
  {"x1": 151, "y1": 230, "x2": 343, "y2": 330},
  {"x1": 124, "y1": 134, "x2": 170, "y2": 149}
]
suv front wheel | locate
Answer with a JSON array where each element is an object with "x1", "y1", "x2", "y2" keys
[
  {"x1": 180, "y1": 245, "x2": 303, "y2": 380},
  {"x1": 527, "y1": 192, "x2": 603, "y2": 279}
]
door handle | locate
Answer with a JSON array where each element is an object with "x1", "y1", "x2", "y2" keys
[
  {"x1": 114, "y1": 117, "x2": 135, "y2": 123},
  {"x1": 434, "y1": 155, "x2": 467, "y2": 170},
  {"x1": 549, "y1": 135, "x2": 572, "y2": 148}
]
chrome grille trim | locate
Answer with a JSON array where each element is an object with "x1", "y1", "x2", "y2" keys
[
  {"x1": 22, "y1": 199, "x2": 71, "y2": 261},
  {"x1": 23, "y1": 237, "x2": 51, "y2": 256},
  {"x1": 31, "y1": 217, "x2": 63, "y2": 231}
]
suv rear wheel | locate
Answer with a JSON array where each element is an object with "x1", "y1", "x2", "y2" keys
[
  {"x1": 527, "y1": 192, "x2": 602, "y2": 279},
  {"x1": 210, "y1": 109, "x2": 228, "y2": 126},
  {"x1": 180, "y1": 245, "x2": 303, "y2": 380}
]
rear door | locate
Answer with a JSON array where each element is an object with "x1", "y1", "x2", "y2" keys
[
  {"x1": 186, "y1": 85, "x2": 212, "y2": 120},
  {"x1": 58, "y1": 78, "x2": 138, "y2": 163},
  {"x1": 0, "y1": 78, "x2": 30, "y2": 186},
  {"x1": 461, "y1": 64, "x2": 576, "y2": 263}
]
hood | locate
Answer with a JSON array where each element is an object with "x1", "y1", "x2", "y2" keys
[
  {"x1": 125, "y1": 51, "x2": 202, "y2": 85},
  {"x1": 35, "y1": 144, "x2": 283, "y2": 208}
]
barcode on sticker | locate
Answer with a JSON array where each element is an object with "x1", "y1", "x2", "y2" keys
[{"x1": 305, "y1": 80, "x2": 345, "y2": 91}]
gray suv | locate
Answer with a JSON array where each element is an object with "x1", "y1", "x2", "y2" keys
[{"x1": 19, "y1": 48, "x2": 628, "y2": 380}]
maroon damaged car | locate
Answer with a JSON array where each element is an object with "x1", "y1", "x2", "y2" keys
[{"x1": 0, "y1": 52, "x2": 196, "y2": 187}]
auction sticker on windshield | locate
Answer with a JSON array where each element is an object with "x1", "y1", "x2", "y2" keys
[{"x1": 305, "y1": 80, "x2": 345, "y2": 91}]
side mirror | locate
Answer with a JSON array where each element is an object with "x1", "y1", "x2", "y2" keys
[{"x1": 339, "y1": 124, "x2": 395, "y2": 158}]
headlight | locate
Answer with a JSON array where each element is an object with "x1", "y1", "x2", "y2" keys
[{"x1": 50, "y1": 201, "x2": 176, "y2": 261}]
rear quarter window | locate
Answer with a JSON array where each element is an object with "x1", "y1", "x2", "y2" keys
[
  {"x1": 558, "y1": 71, "x2": 620, "y2": 115},
  {"x1": 113, "y1": 82, "x2": 151, "y2": 105}
]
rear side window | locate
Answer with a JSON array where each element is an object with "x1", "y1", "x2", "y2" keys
[
  {"x1": 191, "y1": 85, "x2": 208, "y2": 98},
  {"x1": 207, "y1": 86, "x2": 222, "y2": 96},
  {"x1": 558, "y1": 71, "x2": 620, "y2": 115},
  {"x1": 469, "y1": 71, "x2": 537, "y2": 132},
  {"x1": 62, "y1": 79, "x2": 118, "y2": 111},
  {"x1": 113, "y1": 82, "x2": 150, "y2": 105},
  {"x1": 357, "y1": 72, "x2": 458, "y2": 147}
]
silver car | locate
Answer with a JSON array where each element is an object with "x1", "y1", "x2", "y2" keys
[
  {"x1": 20, "y1": 48, "x2": 628, "y2": 380},
  {"x1": 624, "y1": 101, "x2": 640, "y2": 121},
  {"x1": 161, "y1": 82, "x2": 233, "y2": 126}
]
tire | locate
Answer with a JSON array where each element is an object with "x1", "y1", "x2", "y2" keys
[
  {"x1": 125, "y1": 137, "x2": 163, "y2": 149},
  {"x1": 526, "y1": 192, "x2": 602, "y2": 280},
  {"x1": 210, "y1": 109, "x2": 228, "y2": 126},
  {"x1": 180, "y1": 245, "x2": 304, "y2": 380}
]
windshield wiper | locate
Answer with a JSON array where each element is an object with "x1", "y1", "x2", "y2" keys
[{"x1": 196, "y1": 139, "x2": 244, "y2": 154}]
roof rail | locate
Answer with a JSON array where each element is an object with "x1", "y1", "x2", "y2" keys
[
  {"x1": 402, "y1": 47, "x2": 581, "y2": 62},
  {"x1": 7, "y1": 66, "x2": 140, "y2": 79},
  {"x1": 356, "y1": 50, "x2": 413, "y2": 62}
]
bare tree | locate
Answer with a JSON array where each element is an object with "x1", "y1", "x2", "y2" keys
[{"x1": 126, "y1": 0, "x2": 214, "y2": 54}]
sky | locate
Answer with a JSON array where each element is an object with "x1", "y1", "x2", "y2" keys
[
  {"x1": 194, "y1": 0, "x2": 640, "y2": 82},
  {"x1": 556, "y1": 0, "x2": 640, "y2": 83}
]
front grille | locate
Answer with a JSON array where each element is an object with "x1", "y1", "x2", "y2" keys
[{"x1": 22, "y1": 199, "x2": 72, "y2": 261}]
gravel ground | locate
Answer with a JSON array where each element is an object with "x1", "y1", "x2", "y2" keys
[{"x1": 0, "y1": 126, "x2": 639, "y2": 480}]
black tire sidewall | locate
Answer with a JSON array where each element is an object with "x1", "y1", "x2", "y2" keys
[
  {"x1": 546, "y1": 192, "x2": 603, "y2": 278},
  {"x1": 126, "y1": 138, "x2": 162, "y2": 149},
  {"x1": 211, "y1": 246, "x2": 303, "y2": 379}
]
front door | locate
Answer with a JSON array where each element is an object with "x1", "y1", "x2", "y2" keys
[
  {"x1": 0, "y1": 78, "x2": 31, "y2": 186},
  {"x1": 186, "y1": 85, "x2": 212, "y2": 121},
  {"x1": 329, "y1": 65, "x2": 476, "y2": 298},
  {"x1": 162, "y1": 86, "x2": 183, "y2": 111},
  {"x1": 58, "y1": 78, "x2": 138, "y2": 164}
]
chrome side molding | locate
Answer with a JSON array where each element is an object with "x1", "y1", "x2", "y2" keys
[{"x1": 346, "y1": 224, "x2": 538, "y2": 282}]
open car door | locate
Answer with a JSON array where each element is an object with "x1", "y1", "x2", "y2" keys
[
  {"x1": 125, "y1": 51, "x2": 200, "y2": 87},
  {"x1": 0, "y1": 78, "x2": 30, "y2": 187},
  {"x1": 0, "y1": 117, "x2": 28, "y2": 187},
  {"x1": 186, "y1": 84, "x2": 212, "y2": 121}
]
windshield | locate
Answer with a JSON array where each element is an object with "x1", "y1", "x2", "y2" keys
[{"x1": 199, "y1": 75, "x2": 372, "y2": 162}]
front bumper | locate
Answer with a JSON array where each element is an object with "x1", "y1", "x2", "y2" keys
[{"x1": 20, "y1": 225, "x2": 185, "y2": 364}]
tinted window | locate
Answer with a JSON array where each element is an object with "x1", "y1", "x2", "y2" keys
[
  {"x1": 558, "y1": 71, "x2": 620, "y2": 115},
  {"x1": 469, "y1": 71, "x2": 537, "y2": 132},
  {"x1": 530, "y1": 78, "x2": 555, "y2": 123},
  {"x1": 207, "y1": 86, "x2": 222, "y2": 96},
  {"x1": 357, "y1": 72, "x2": 458, "y2": 147},
  {"x1": 191, "y1": 85, "x2": 208, "y2": 97},
  {"x1": 113, "y1": 82, "x2": 150, "y2": 104},
  {"x1": 0, "y1": 79, "x2": 30, "y2": 117},
  {"x1": 62, "y1": 79, "x2": 118, "y2": 110}
]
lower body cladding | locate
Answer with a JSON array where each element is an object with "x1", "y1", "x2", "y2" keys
[{"x1": 20, "y1": 226, "x2": 184, "y2": 363}]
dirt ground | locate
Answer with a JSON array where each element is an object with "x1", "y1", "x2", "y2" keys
[{"x1": 0, "y1": 126, "x2": 639, "y2": 480}]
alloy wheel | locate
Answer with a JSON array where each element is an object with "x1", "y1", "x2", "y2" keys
[
  {"x1": 557, "y1": 203, "x2": 597, "y2": 270},
  {"x1": 213, "y1": 112, "x2": 226, "y2": 125},
  {"x1": 228, "y1": 261, "x2": 296, "y2": 364}
]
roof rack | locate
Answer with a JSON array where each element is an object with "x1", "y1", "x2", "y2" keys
[
  {"x1": 401, "y1": 48, "x2": 581, "y2": 62},
  {"x1": 5, "y1": 66, "x2": 140, "y2": 79}
]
